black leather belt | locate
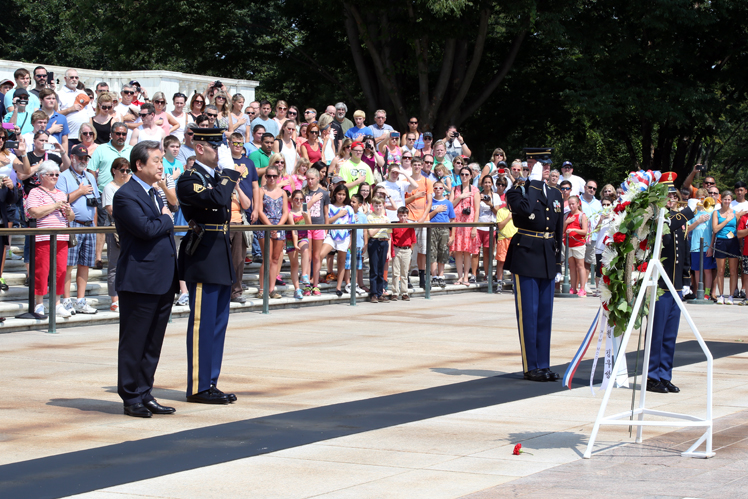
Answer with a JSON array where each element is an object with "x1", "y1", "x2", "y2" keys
[
  {"x1": 74, "y1": 220, "x2": 93, "y2": 227},
  {"x1": 394, "y1": 245, "x2": 411, "y2": 250}
]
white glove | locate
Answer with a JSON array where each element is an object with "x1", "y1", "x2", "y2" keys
[
  {"x1": 555, "y1": 272, "x2": 563, "y2": 283},
  {"x1": 529, "y1": 161, "x2": 544, "y2": 181},
  {"x1": 217, "y1": 144, "x2": 235, "y2": 171}
]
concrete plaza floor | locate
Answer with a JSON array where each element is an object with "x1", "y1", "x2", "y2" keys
[{"x1": 1, "y1": 291, "x2": 747, "y2": 498}]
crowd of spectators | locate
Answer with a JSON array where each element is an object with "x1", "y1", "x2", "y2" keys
[{"x1": 2, "y1": 64, "x2": 747, "y2": 314}]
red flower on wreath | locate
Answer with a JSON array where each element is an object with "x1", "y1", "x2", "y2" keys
[
  {"x1": 637, "y1": 262, "x2": 648, "y2": 272},
  {"x1": 603, "y1": 275, "x2": 611, "y2": 285},
  {"x1": 639, "y1": 240, "x2": 648, "y2": 251},
  {"x1": 613, "y1": 201, "x2": 631, "y2": 213},
  {"x1": 613, "y1": 232, "x2": 626, "y2": 244},
  {"x1": 513, "y1": 443, "x2": 522, "y2": 455},
  {"x1": 602, "y1": 302, "x2": 609, "y2": 311}
]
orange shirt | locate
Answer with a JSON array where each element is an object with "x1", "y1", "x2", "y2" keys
[
  {"x1": 230, "y1": 193, "x2": 243, "y2": 224},
  {"x1": 406, "y1": 175, "x2": 433, "y2": 222}
]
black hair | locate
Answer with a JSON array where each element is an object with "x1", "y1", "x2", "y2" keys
[
  {"x1": 130, "y1": 140, "x2": 161, "y2": 172},
  {"x1": 331, "y1": 183, "x2": 350, "y2": 205},
  {"x1": 261, "y1": 132, "x2": 275, "y2": 141}
]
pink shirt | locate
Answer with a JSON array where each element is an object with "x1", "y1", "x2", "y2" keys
[{"x1": 25, "y1": 187, "x2": 70, "y2": 242}]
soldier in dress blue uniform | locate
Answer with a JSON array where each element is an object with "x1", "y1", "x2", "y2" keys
[
  {"x1": 505, "y1": 148, "x2": 564, "y2": 382},
  {"x1": 647, "y1": 172, "x2": 694, "y2": 394},
  {"x1": 176, "y1": 128, "x2": 242, "y2": 404}
]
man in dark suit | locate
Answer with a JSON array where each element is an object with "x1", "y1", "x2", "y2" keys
[
  {"x1": 176, "y1": 128, "x2": 241, "y2": 405},
  {"x1": 113, "y1": 140, "x2": 179, "y2": 418},
  {"x1": 505, "y1": 148, "x2": 564, "y2": 382}
]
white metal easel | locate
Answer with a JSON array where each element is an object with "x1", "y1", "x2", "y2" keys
[{"x1": 583, "y1": 208, "x2": 715, "y2": 459}]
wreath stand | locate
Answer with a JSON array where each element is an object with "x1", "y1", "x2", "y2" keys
[{"x1": 583, "y1": 208, "x2": 715, "y2": 459}]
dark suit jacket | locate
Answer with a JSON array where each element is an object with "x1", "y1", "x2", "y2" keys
[
  {"x1": 505, "y1": 180, "x2": 564, "y2": 280},
  {"x1": 112, "y1": 177, "x2": 178, "y2": 295}
]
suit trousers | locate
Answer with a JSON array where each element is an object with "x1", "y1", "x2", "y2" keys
[
  {"x1": 117, "y1": 290, "x2": 175, "y2": 406},
  {"x1": 186, "y1": 282, "x2": 231, "y2": 396},
  {"x1": 513, "y1": 274, "x2": 555, "y2": 372},
  {"x1": 648, "y1": 291, "x2": 682, "y2": 382}
]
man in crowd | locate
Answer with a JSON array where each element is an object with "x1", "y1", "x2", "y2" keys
[
  {"x1": 403, "y1": 132, "x2": 419, "y2": 156},
  {"x1": 177, "y1": 124, "x2": 198, "y2": 165},
  {"x1": 56, "y1": 69, "x2": 90, "y2": 148},
  {"x1": 334, "y1": 102, "x2": 353, "y2": 134},
  {"x1": 95, "y1": 82, "x2": 109, "y2": 96},
  {"x1": 444, "y1": 126, "x2": 472, "y2": 161},
  {"x1": 421, "y1": 154, "x2": 437, "y2": 182},
  {"x1": 57, "y1": 144, "x2": 100, "y2": 315},
  {"x1": 0, "y1": 78, "x2": 13, "y2": 118},
  {"x1": 304, "y1": 107, "x2": 317, "y2": 124},
  {"x1": 405, "y1": 156, "x2": 433, "y2": 288},
  {"x1": 681, "y1": 164, "x2": 717, "y2": 200},
  {"x1": 4, "y1": 88, "x2": 34, "y2": 135},
  {"x1": 580, "y1": 179, "x2": 602, "y2": 294},
  {"x1": 246, "y1": 101, "x2": 260, "y2": 122},
  {"x1": 4, "y1": 68, "x2": 40, "y2": 115},
  {"x1": 560, "y1": 160, "x2": 585, "y2": 196},
  {"x1": 90, "y1": 123, "x2": 133, "y2": 195},
  {"x1": 250, "y1": 100, "x2": 279, "y2": 136},
  {"x1": 548, "y1": 169, "x2": 560, "y2": 189},
  {"x1": 39, "y1": 88, "x2": 70, "y2": 151},
  {"x1": 30, "y1": 66, "x2": 54, "y2": 99},
  {"x1": 249, "y1": 132, "x2": 274, "y2": 179},
  {"x1": 370, "y1": 109, "x2": 394, "y2": 144},
  {"x1": 345, "y1": 110, "x2": 371, "y2": 140},
  {"x1": 339, "y1": 141, "x2": 374, "y2": 196},
  {"x1": 203, "y1": 105, "x2": 219, "y2": 128}
]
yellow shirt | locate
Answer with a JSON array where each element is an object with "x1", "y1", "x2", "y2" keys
[
  {"x1": 367, "y1": 213, "x2": 391, "y2": 239},
  {"x1": 496, "y1": 207, "x2": 517, "y2": 240}
]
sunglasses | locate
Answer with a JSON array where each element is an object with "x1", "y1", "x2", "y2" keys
[
  {"x1": 460, "y1": 173, "x2": 471, "y2": 177},
  {"x1": 231, "y1": 142, "x2": 243, "y2": 147},
  {"x1": 560, "y1": 187, "x2": 571, "y2": 191},
  {"x1": 704, "y1": 181, "x2": 715, "y2": 185},
  {"x1": 402, "y1": 156, "x2": 412, "y2": 160},
  {"x1": 265, "y1": 174, "x2": 279, "y2": 179},
  {"x1": 45, "y1": 173, "x2": 60, "y2": 177},
  {"x1": 154, "y1": 100, "x2": 166, "y2": 105},
  {"x1": 433, "y1": 187, "x2": 444, "y2": 191},
  {"x1": 273, "y1": 160, "x2": 285, "y2": 164},
  {"x1": 424, "y1": 137, "x2": 432, "y2": 140},
  {"x1": 194, "y1": 99, "x2": 204, "y2": 104},
  {"x1": 81, "y1": 132, "x2": 94, "y2": 136},
  {"x1": 173, "y1": 93, "x2": 187, "y2": 99},
  {"x1": 288, "y1": 111, "x2": 297, "y2": 116},
  {"x1": 35, "y1": 74, "x2": 47, "y2": 78},
  {"x1": 277, "y1": 107, "x2": 287, "y2": 111},
  {"x1": 113, "y1": 132, "x2": 127, "y2": 137},
  {"x1": 304, "y1": 111, "x2": 315, "y2": 114},
  {"x1": 308, "y1": 131, "x2": 319, "y2": 134},
  {"x1": 424, "y1": 160, "x2": 434, "y2": 164},
  {"x1": 245, "y1": 111, "x2": 254, "y2": 115},
  {"x1": 409, "y1": 121, "x2": 418, "y2": 124},
  {"x1": 117, "y1": 169, "x2": 132, "y2": 174},
  {"x1": 123, "y1": 90, "x2": 135, "y2": 95},
  {"x1": 139, "y1": 113, "x2": 150, "y2": 118},
  {"x1": 67, "y1": 76, "x2": 79, "y2": 80},
  {"x1": 587, "y1": 186, "x2": 597, "y2": 191},
  {"x1": 185, "y1": 132, "x2": 194, "y2": 136},
  {"x1": 101, "y1": 105, "x2": 112, "y2": 110},
  {"x1": 206, "y1": 113, "x2": 218, "y2": 118}
]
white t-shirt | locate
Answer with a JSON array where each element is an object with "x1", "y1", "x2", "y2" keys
[
  {"x1": 562, "y1": 173, "x2": 586, "y2": 196},
  {"x1": 170, "y1": 112, "x2": 187, "y2": 142},
  {"x1": 730, "y1": 200, "x2": 748, "y2": 213},
  {"x1": 102, "y1": 181, "x2": 122, "y2": 209},
  {"x1": 379, "y1": 179, "x2": 408, "y2": 221},
  {"x1": 478, "y1": 192, "x2": 502, "y2": 231},
  {"x1": 116, "y1": 103, "x2": 140, "y2": 144},
  {"x1": 57, "y1": 86, "x2": 83, "y2": 111},
  {"x1": 67, "y1": 106, "x2": 94, "y2": 139},
  {"x1": 22, "y1": 133, "x2": 59, "y2": 152}
]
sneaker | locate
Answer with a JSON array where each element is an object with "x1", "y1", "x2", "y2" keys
[
  {"x1": 740, "y1": 290, "x2": 746, "y2": 300},
  {"x1": 303, "y1": 288, "x2": 311, "y2": 297},
  {"x1": 74, "y1": 299, "x2": 97, "y2": 314},
  {"x1": 733, "y1": 289, "x2": 741, "y2": 299},
  {"x1": 355, "y1": 285, "x2": 366, "y2": 296},
  {"x1": 56, "y1": 304, "x2": 72, "y2": 318},
  {"x1": 7, "y1": 249, "x2": 21, "y2": 260},
  {"x1": 716, "y1": 295, "x2": 725, "y2": 305},
  {"x1": 439, "y1": 277, "x2": 446, "y2": 288},
  {"x1": 270, "y1": 291, "x2": 282, "y2": 299},
  {"x1": 63, "y1": 298, "x2": 76, "y2": 315},
  {"x1": 726, "y1": 296, "x2": 734, "y2": 305},
  {"x1": 294, "y1": 288, "x2": 303, "y2": 300},
  {"x1": 344, "y1": 283, "x2": 351, "y2": 294},
  {"x1": 110, "y1": 302, "x2": 120, "y2": 313},
  {"x1": 578, "y1": 289, "x2": 587, "y2": 297},
  {"x1": 312, "y1": 286, "x2": 321, "y2": 296},
  {"x1": 468, "y1": 275, "x2": 477, "y2": 284},
  {"x1": 570, "y1": 288, "x2": 577, "y2": 295},
  {"x1": 34, "y1": 303, "x2": 45, "y2": 315},
  {"x1": 402, "y1": 294, "x2": 410, "y2": 301},
  {"x1": 335, "y1": 289, "x2": 343, "y2": 297},
  {"x1": 176, "y1": 292, "x2": 189, "y2": 306},
  {"x1": 275, "y1": 277, "x2": 286, "y2": 286},
  {"x1": 0, "y1": 277, "x2": 7, "y2": 291},
  {"x1": 245, "y1": 256, "x2": 252, "y2": 264}
]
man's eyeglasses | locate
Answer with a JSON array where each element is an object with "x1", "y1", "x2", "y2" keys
[
  {"x1": 704, "y1": 181, "x2": 715, "y2": 185},
  {"x1": 423, "y1": 137, "x2": 432, "y2": 141},
  {"x1": 231, "y1": 142, "x2": 243, "y2": 147},
  {"x1": 424, "y1": 160, "x2": 434, "y2": 164},
  {"x1": 587, "y1": 186, "x2": 597, "y2": 191},
  {"x1": 35, "y1": 73, "x2": 47, "y2": 78},
  {"x1": 304, "y1": 110, "x2": 315, "y2": 114},
  {"x1": 67, "y1": 76, "x2": 79, "y2": 80},
  {"x1": 113, "y1": 132, "x2": 127, "y2": 137},
  {"x1": 123, "y1": 90, "x2": 135, "y2": 95},
  {"x1": 206, "y1": 113, "x2": 218, "y2": 118},
  {"x1": 139, "y1": 113, "x2": 150, "y2": 118}
]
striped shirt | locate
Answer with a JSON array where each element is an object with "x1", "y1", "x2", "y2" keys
[{"x1": 25, "y1": 187, "x2": 70, "y2": 242}]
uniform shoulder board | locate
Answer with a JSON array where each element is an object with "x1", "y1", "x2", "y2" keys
[{"x1": 530, "y1": 185, "x2": 542, "y2": 191}]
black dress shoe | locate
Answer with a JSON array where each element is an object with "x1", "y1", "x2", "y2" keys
[
  {"x1": 542, "y1": 368, "x2": 560, "y2": 381},
  {"x1": 186, "y1": 389, "x2": 230, "y2": 405},
  {"x1": 662, "y1": 379, "x2": 680, "y2": 393},
  {"x1": 211, "y1": 386, "x2": 237, "y2": 402},
  {"x1": 646, "y1": 379, "x2": 669, "y2": 393},
  {"x1": 124, "y1": 403, "x2": 152, "y2": 418},
  {"x1": 524, "y1": 369, "x2": 550, "y2": 382},
  {"x1": 143, "y1": 399, "x2": 176, "y2": 414}
]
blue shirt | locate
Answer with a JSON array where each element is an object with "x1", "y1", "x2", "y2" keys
[
  {"x1": 56, "y1": 168, "x2": 100, "y2": 222},
  {"x1": 45, "y1": 111, "x2": 69, "y2": 143},
  {"x1": 250, "y1": 117, "x2": 278, "y2": 137},
  {"x1": 345, "y1": 126, "x2": 372, "y2": 140},
  {"x1": 3, "y1": 92, "x2": 40, "y2": 115},
  {"x1": 353, "y1": 210, "x2": 367, "y2": 247},
  {"x1": 688, "y1": 210, "x2": 713, "y2": 253},
  {"x1": 132, "y1": 173, "x2": 154, "y2": 194},
  {"x1": 163, "y1": 156, "x2": 183, "y2": 176},
  {"x1": 3, "y1": 110, "x2": 33, "y2": 134},
  {"x1": 244, "y1": 142, "x2": 259, "y2": 157},
  {"x1": 430, "y1": 197, "x2": 455, "y2": 223},
  {"x1": 234, "y1": 156, "x2": 259, "y2": 211}
]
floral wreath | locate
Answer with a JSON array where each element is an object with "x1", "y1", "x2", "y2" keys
[{"x1": 598, "y1": 170, "x2": 670, "y2": 337}]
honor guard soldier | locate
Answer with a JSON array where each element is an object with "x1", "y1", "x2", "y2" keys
[
  {"x1": 505, "y1": 148, "x2": 564, "y2": 382},
  {"x1": 647, "y1": 172, "x2": 694, "y2": 394},
  {"x1": 176, "y1": 128, "x2": 242, "y2": 404}
]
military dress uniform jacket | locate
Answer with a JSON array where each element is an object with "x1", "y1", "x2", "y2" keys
[
  {"x1": 658, "y1": 207, "x2": 693, "y2": 292},
  {"x1": 505, "y1": 180, "x2": 564, "y2": 280},
  {"x1": 176, "y1": 162, "x2": 241, "y2": 286}
]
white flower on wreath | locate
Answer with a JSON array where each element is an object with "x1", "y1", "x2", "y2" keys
[
  {"x1": 622, "y1": 188, "x2": 638, "y2": 203},
  {"x1": 635, "y1": 248, "x2": 645, "y2": 260},
  {"x1": 601, "y1": 285, "x2": 612, "y2": 303},
  {"x1": 602, "y1": 246, "x2": 617, "y2": 267}
]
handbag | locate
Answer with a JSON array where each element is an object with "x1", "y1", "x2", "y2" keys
[{"x1": 68, "y1": 232, "x2": 78, "y2": 247}]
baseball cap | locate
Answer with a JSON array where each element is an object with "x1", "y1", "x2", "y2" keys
[
  {"x1": 0, "y1": 79, "x2": 14, "y2": 88},
  {"x1": 351, "y1": 141, "x2": 364, "y2": 149},
  {"x1": 129, "y1": 80, "x2": 140, "y2": 87},
  {"x1": 13, "y1": 88, "x2": 29, "y2": 99},
  {"x1": 331, "y1": 175, "x2": 345, "y2": 183},
  {"x1": 561, "y1": 161, "x2": 573, "y2": 168},
  {"x1": 70, "y1": 144, "x2": 91, "y2": 158},
  {"x1": 423, "y1": 132, "x2": 433, "y2": 139}
]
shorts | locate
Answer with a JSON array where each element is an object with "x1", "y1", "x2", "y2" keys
[
  {"x1": 714, "y1": 237, "x2": 740, "y2": 260},
  {"x1": 345, "y1": 247, "x2": 363, "y2": 270},
  {"x1": 323, "y1": 234, "x2": 350, "y2": 252},
  {"x1": 309, "y1": 229, "x2": 326, "y2": 240},
  {"x1": 429, "y1": 226, "x2": 450, "y2": 264},
  {"x1": 67, "y1": 228, "x2": 96, "y2": 267},
  {"x1": 477, "y1": 229, "x2": 492, "y2": 248},
  {"x1": 257, "y1": 228, "x2": 285, "y2": 240},
  {"x1": 690, "y1": 251, "x2": 717, "y2": 271},
  {"x1": 286, "y1": 235, "x2": 309, "y2": 253},
  {"x1": 412, "y1": 226, "x2": 427, "y2": 255},
  {"x1": 584, "y1": 242, "x2": 596, "y2": 265},
  {"x1": 495, "y1": 238, "x2": 510, "y2": 262},
  {"x1": 568, "y1": 245, "x2": 585, "y2": 260}
]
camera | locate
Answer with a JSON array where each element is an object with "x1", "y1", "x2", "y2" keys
[
  {"x1": 452, "y1": 131, "x2": 459, "y2": 138},
  {"x1": 462, "y1": 207, "x2": 471, "y2": 216},
  {"x1": 214, "y1": 80, "x2": 222, "y2": 88},
  {"x1": 5, "y1": 141, "x2": 19, "y2": 149},
  {"x1": 43, "y1": 143, "x2": 55, "y2": 151},
  {"x1": 365, "y1": 142, "x2": 373, "y2": 150},
  {"x1": 86, "y1": 197, "x2": 98, "y2": 207},
  {"x1": 482, "y1": 194, "x2": 490, "y2": 202},
  {"x1": 695, "y1": 164, "x2": 707, "y2": 173}
]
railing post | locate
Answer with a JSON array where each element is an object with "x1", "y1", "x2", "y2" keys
[
  {"x1": 262, "y1": 229, "x2": 270, "y2": 314},
  {"x1": 487, "y1": 225, "x2": 494, "y2": 294},
  {"x1": 27, "y1": 233, "x2": 35, "y2": 313},
  {"x1": 350, "y1": 227, "x2": 357, "y2": 306},
  {"x1": 48, "y1": 234, "x2": 57, "y2": 334},
  {"x1": 425, "y1": 225, "x2": 432, "y2": 299}
]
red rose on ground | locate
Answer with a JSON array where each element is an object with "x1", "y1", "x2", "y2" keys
[
  {"x1": 637, "y1": 262, "x2": 648, "y2": 272},
  {"x1": 639, "y1": 240, "x2": 648, "y2": 250},
  {"x1": 613, "y1": 232, "x2": 626, "y2": 244},
  {"x1": 513, "y1": 444, "x2": 522, "y2": 455},
  {"x1": 603, "y1": 275, "x2": 611, "y2": 285}
]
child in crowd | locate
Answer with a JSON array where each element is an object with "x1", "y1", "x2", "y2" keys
[
  {"x1": 320, "y1": 184, "x2": 354, "y2": 296},
  {"x1": 304, "y1": 168, "x2": 330, "y2": 296},
  {"x1": 391, "y1": 206, "x2": 416, "y2": 300},
  {"x1": 564, "y1": 195, "x2": 588, "y2": 296},
  {"x1": 287, "y1": 190, "x2": 312, "y2": 299},
  {"x1": 428, "y1": 180, "x2": 456, "y2": 287},
  {"x1": 345, "y1": 194, "x2": 368, "y2": 296},
  {"x1": 162, "y1": 135, "x2": 183, "y2": 179},
  {"x1": 367, "y1": 197, "x2": 391, "y2": 302},
  {"x1": 495, "y1": 198, "x2": 516, "y2": 289},
  {"x1": 291, "y1": 157, "x2": 310, "y2": 191},
  {"x1": 687, "y1": 187, "x2": 716, "y2": 300},
  {"x1": 185, "y1": 155, "x2": 196, "y2": 171},
  {"x1": 594, "y1": 196, "x2": 614, "y2": 297}
]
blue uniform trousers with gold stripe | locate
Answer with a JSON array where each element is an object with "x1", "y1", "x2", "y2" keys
[
  {"x1": 648, "y1": 291, "x2": 682, "y2": 382},
  {"x1": 186, "y1": 282, "x2": 231, "y2": 396},
  {"x1": 513, "y1": 274, "x2": 554, "y2": 372}
]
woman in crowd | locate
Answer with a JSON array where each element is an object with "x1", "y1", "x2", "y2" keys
[
  {"x1": 379, "y1": 132, "x2": 402, "y2": 173},
  {"x1": 687, "y1": 188, "x2": 715, "y2": 299},
  {"x1": 329, "y1": 139, "x2": 352, "y2": 176},
  {"x1": 449, "y1": 166, "x2": 480, "y2": 285},
  {"x1": 300, "y1": 123, "x2": 323, "y2": 164},
  {"x1": 286, "y1": 189, "x2": 312, "y2": 299},
  {"x1": 213, "y1": 91, "x2": 231, "y2": 129},
  {"x1": 712, "y1": 190, "x2": 744, "y2": 304},
  {"x1": 227, "y1": 93, "x2": 248, "y2": 140},
  {"x1": 358, "y1": 182, "x2": 372, "y2": 213},
  {"x1": 102, "y1": 158, "x2": 131, "y2": 313},
  {"x1": 482, "y1": 147, "x2": 506, "y2": 179},
  {"x1": 600, "y1": 184, "x2": 616, "y2": 200},
  {"x1": 420, "y1": 132, "x2": 434, "y2": 157},
  {"x1": 559, "y1": 180, "x2": 572, "y2": 214},
  {"x1": 79, "y1": 123, "x2": 98, "y2": 155},
  {"x1": 290, "y1": 158, "x2": 309, "y2": 191},
  {"x1": 129, "y1": 103, "x2": 165, "y2": 146},
  {"x1": 401, "y1": 116, "x2": 422, "y2": 149},
  {"x1": 317, "y1": 114, "x2": 336, "y2": 165},
  {"x1": 362, "y1": 136, "x2": 385, "y2": 184},
  {"x1": 451, "y1": 156, "x2": 467, "y2": 188},
  {"x1": 564, "y1": 195, "x2": 588, "y2": 296},
  {"x1": 90, "y1": 93, "x2": 118, "y2": 145},
  {"x1": 152, "y1": 91, "x2": 180, "y2": 136},
  {"x1": 25, "y1": 160, "x2": 75, "y2": 317},
  {"x1": 273, "y1": 119, "x2": 298, "y2": 170},
  {"x1": 273, "y1": 100, "x2": 289, "y2": 129},
  {"x1": 187, "y1": 93, "x2": 205, "y2": 122},
  {"x1": 475, "y1": 175, "x2": 502, "y2": 282},
  {"x1": 257, "y1": 165, "x2": 289, "y2": 299},
  {"x1": 170, "y1": 92, "x2": 188, "y2": 142},
  {"x1": 495, "y1": 175, "x2": 508, "y2": 202},
  {"x1": 287, "y1": 106, "x2": 300, "y2": 131}
]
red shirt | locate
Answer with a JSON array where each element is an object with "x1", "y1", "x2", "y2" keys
[
  {"x1": 392, "y1": 227, "x2": 416, "y2": 247},
  {"x1": 739, "y1": 214, "x2": 748, "y2": 256}
]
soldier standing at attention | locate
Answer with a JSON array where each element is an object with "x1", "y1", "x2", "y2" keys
[
  {"x1": 177, "y1": 128, "x2": 242, "y2": 404},
  {"x1": 505, "y1": 148, "x2": 564, "y2": 382}
]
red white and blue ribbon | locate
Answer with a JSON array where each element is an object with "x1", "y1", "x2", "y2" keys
[{"x1": 562, "y1": 306, "x2": 601, "y2": 389}]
